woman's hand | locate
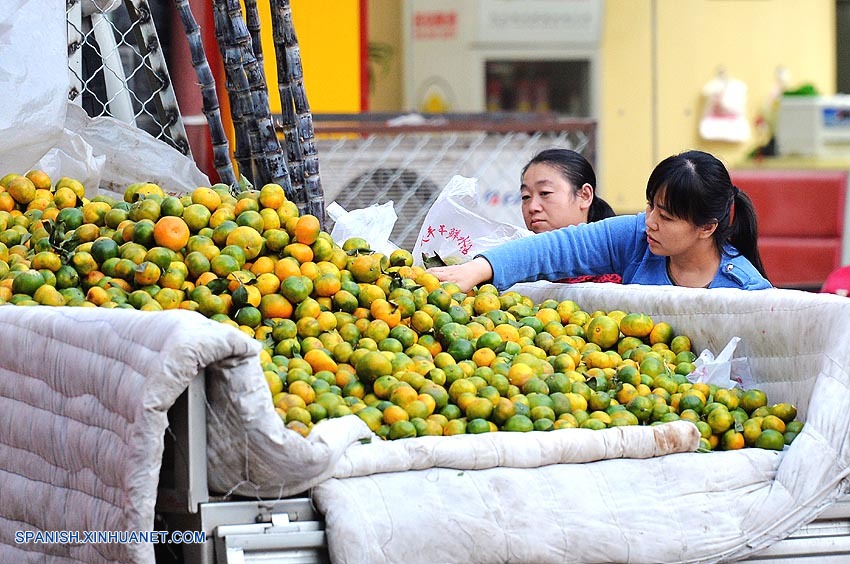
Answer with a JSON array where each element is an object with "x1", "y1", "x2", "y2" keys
[{"x1": 427, "y1": 257, "x2": 494, "y2": 293}]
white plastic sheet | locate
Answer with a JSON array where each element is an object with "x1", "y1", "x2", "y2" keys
[
  {"x1": 0, "y1": 0, "x2": 208, "y2": 198},
  {"x1": 0, "y1": 307, "x2": 372, "y2": 563},
  {"x1": 0, "y1": 1, "x2": 68, "y2": 174}
]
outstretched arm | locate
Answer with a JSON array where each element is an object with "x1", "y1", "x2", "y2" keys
[{"x1": 428, "y1": 257, "x2": 494, "y2": 293}]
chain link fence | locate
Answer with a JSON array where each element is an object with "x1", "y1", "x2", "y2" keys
[
  {"x1": 66, "y1": 0, "x2": 189, "y2": 156},
  {"x1": 314, "y1": 114, "x2": 597, "y2": 250}
]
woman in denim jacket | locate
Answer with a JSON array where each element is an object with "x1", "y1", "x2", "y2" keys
[{"x1": 430, "y1": 150, "x2": 771, "y2": 292}]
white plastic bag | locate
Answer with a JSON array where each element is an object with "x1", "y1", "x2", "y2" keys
[
  {"x1": 0, "y1": 2, "x2": 208, "y2": 197},
  {"x1": 688, "y1": 336, "x2": 755, "y2": 389},
  {"x1": 411, "y1": 175, "x2": 532, "y2": 265},
  {"x1": 0, "y1": 1, "x2": 68, "y2": 174},
  {"x1": 36, "y1": 105, "x2": 209, "y2": 200},
  {"x1": 699, "y1": 71, "x2": 751, "y2": 143},
  {"x1": 327, "y1": 201, "x2": 400, "y2": 256}
]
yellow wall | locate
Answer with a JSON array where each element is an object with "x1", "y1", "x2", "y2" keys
[
  {"x1": 368, "y1": 1, "x2": 835, "y2": 213},
  {"x1": 367, "y1": 0, "x2": 403, "y2": 111},
  {"x1": 601, "y1": 0, "x2": 836, "y2": 212},
  {"x1": 259, "y1": 0, "x2": 363, "y2": 113}
]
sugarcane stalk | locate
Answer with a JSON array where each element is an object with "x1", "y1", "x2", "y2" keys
[
  {"x1": 215, "y1": 0, "x2": 290, "y2": 194},
  {"x1": 270, "y1": 0, "x2": 325, "y2": 222},
  {"x1": 226, "y1": 0, "x2": 291, "y2": 192},
  {"x1": 244, "y1": 0, "x2": 263, "y2": 64},
  {"x1": 212, "y1": 0, "x2": 261, "y2": 186},
  {"x1": 269, "y1": 1, "x2": 302, "y2": 192},
  {"x1": 173, "y1": 0, "x2": 237, "y2": 186}
]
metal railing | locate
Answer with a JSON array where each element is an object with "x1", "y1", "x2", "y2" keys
[{"x1": 312, "y1": 113, "x2": 597, "y2": 250}]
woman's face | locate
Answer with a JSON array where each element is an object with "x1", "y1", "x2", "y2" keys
[
  {"x1": 644, "y1": 189, "x2": 716, "y2": 257},
  {"x1": 521, "y1": 163, "x2": 591, "y2": 233}
]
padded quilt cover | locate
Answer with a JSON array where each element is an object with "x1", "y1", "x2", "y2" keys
[
  {"x1": 0, "y1": 307, "x2": 370, "y2": 563},
  {"x1": 3, "y1": 283, "x2": 850, "y2": 563},
  {"x1": 312, "y1": 284, "x2": 850, "y2": 563}
]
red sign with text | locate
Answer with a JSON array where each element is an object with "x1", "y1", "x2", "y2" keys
[{"x1": 412, "y1": 11, "x2": 458, "y2": 40}]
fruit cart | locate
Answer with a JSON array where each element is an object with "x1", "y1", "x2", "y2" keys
[
  {"x1": 4, "y1": 284, "x2": 850, "y2": 563},
  {"x1": 3, "y1": 3, "x2": 850, "y2": 564}
]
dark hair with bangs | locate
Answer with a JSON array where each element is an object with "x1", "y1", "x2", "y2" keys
[
  {"x1": 522, "y1": 149, "x2": 616, "y2": 223},
  {"x1": 645, "y1": 150, "x2": 766, "y2": 277}
]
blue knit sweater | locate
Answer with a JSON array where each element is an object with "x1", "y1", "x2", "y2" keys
[{"x1": 479, "y1": 213, "x2": 772, "y2": 291}]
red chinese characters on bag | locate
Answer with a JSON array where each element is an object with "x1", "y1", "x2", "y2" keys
[{"x1": 421, "y1": 224, "x2": 473, "y2": 255}]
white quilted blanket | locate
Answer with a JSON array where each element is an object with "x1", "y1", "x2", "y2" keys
[
  {"x1": 312, "y1": 284, "x2": 850, "y2": 563},
  {"x1": 0, "y1": 307, "x2": 370, "y2": 563}
]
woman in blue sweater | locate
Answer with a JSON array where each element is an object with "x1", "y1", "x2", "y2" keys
[{"x1": 429, "y1": 150, "x2": 772, "y2": 292}]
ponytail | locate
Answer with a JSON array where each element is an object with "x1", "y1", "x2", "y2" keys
[
  {"x1": 588, "y1": 195, "x2": 616, "y2": 223},
  {"x1": 726, "y1": 188, "x2": 767, "y2": 278}
]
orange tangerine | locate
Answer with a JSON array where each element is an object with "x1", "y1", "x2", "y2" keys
[
  {"x1": 586, "y1": 315, "x2": 620, "y2": 350},
  {"x1": 310, "y1": 235, "x2": 335, "y2": 263},
  {"x1": 414, "y1": 271, "x2": 441, "y2": 293},
  {"x1": 388, "y1": 384, "x2": 418, "y2": 408},
  {"x1": 234, "y1": 196, "x2": 260, "y2": 216},
  {"x1": 236, "y1": 210, "x2": 265, "y2": 232},
  {"x1": 259, "y1": 183, "x2": 286, "y2": 209},
  {"x1": 288, "y1": 380, "x2": 316, "y2": 405},
  {"x1": 284, "y1": 242, "x2": 313, "y2": 263},
  {"x1": 82, "y1": 201, "x2": 112, "y2": 226},
  {"x1": 134, "y1": 261, "x2": 162, "y2": 286},
  {"x1": 225, "y1": 225, "x2": 265, "y2": 260},
  {"x1": 264, "y1": 228, "x2": 290, "y2": 253},
  {"x1": 182, "y1": 203, "x2": 212, "y2": 232},
  {"x1": 6, "y1": 176, "x2": 36, "y2": 204},
  {"x1": 313, "y1": 273, "x2": 342, "y2": 297},
  {"x1": 191, "y1": 186, "x2": 222, "y2": 212},
  {"x1": 299, "y1": 260, "x2": 320, "y2": 280},
  {"x1": 0, "y1": 192, "x2": 15, "y2": 212},
  {"x1": 316, "y1": 311, "x2": 338, "y2": 332},
  {"x1": 649, "y1": 322, "x2": 674, "y2": 345},
  {"x1": 619, "y1": 312, "x2": 654, "y2": 338},
  {"x1": 25, "y1": 169, "x2": 52, "y2": 190},
  {"x1": 248, "y1": 255, "x2": 276, "y2": 276},
  {"x1": 53, "y1": 186, "x2": 79, "y2": 209},
  {"x1": 370, "y1": 298, "x2": 402, "y2": 327},
  {"x1": 259, "y1": 293, "x2": 294, "y2": 319},
  {"x1": 195, "y1": 271, "x2": 218, "y2": 287},
  {"x1": 293, "y1": 214, "x2": 321, "y2": 245},
  {"x1": 494, "y1": 323, "x2": 520, "y2": 343},
  {"x1": 277, "y1": 200, "x2": 300, "y2": 223},
  {"x1": 382, "y1": 405, "x2": 410, "y2": 425},
  {"x1": 153, "y1": 216, "x2": 191, "y2": 251},
  {"x1": 85, "y1": 285, "x2": 110, "y2": 306},
  {"x1": 259, "y1": 208, "x2": 281, "y2": 231},
  {"x1": 274, "y1": 256, "x2": 302, "y2": 280},
  {"x1": 304, "y1": 348, "x2": 338, "y2": 374},
  {"x1": 209, "y1": 206, "x2": 236, "y2": 229}
]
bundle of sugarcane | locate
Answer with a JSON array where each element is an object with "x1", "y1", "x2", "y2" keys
[
  {"x1": 208, "y1": 0, "x2": 324, "y2": 222},
  {"x1": 177, "y1": 0, "x2": 323, "y2": 222},
  {"x1": 174, "y1": 0, "x2": 237, "y2": 186},
  {"x1": 270, "y1": 0, "x2": 324, "y2": 222},
  {"x1": 221, "y1": 0, "x2": 291, "y2": 192},
  {"x1": 212, "y1": 0, "x2": 267, "y2": 188}
]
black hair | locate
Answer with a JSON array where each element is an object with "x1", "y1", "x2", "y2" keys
[
  {"x1": 521, "y1": 149, "x2": 615, "y2": 223},
  {"x1": 645, "y1": 150, "x2": 767, "y2": 277}
]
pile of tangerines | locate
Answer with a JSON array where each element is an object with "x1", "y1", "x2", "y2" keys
[{"x1": 0, "y1": 170, "x2": 802, "y2": 450}]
